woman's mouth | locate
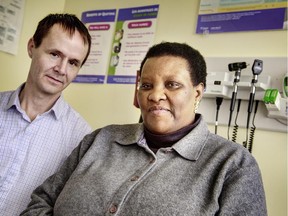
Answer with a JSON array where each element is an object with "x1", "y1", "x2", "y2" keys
[{"x1": 148, "y1": 106, "x2": 170, "y2": 115}]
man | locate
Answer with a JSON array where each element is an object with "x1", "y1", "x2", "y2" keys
[{"x1": 0, "y1": 13, "x2": 92, "y2": 215}]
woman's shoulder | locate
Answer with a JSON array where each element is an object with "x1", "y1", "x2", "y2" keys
[
  {"x1": 206, "y1": 132, "x2": 258, "y2": 167},
  {"x1": 101, "y1": 123, "x2": 142, "y2": 133},
  {"x1": 91, "y1": 123, "x2": 143, "y2": 142}
]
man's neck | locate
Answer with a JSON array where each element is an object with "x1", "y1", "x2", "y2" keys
[{"x1": 19, "y1": 85, "x2": 60, "y2": 121}]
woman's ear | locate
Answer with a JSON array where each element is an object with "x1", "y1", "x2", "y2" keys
[
  {"x1": 133, "y1": 70, "x2": 141, "y2": 108},
  {"x1": 27, "y1": 38, "x2": 34, "y2": 58},
  {"x1": 195, "y1": 82, "x2": 205, "y2": 101}
]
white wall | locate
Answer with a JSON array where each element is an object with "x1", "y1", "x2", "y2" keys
[{"x1": 0, "y1": 0, "x2": 286, "y2": 215}]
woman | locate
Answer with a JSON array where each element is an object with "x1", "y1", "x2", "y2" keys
[{"x1": 21, "y1": 42, "x2": 267, "y2": 216}]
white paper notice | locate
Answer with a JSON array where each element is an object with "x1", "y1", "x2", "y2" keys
[{"x1": 0, "y1": 0, "x2": 25, "y2": 55}]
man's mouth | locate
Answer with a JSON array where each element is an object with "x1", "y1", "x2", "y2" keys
[{"x1": 47, "y1": 75, "x2": 63, "y2": 84}]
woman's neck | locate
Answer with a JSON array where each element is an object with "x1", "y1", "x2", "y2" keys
[{"x1": 144, "y1": 114, "x2": 201, "y2": 152}]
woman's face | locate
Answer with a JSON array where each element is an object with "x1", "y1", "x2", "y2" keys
[{"x1": 137, "y1": 56, "x2": 204, "y2": 134}]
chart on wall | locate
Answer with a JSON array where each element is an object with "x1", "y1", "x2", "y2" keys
[
  {"x1": 107, "y1": 4, "x2": 159, "y2": 84},
  {"x1": 0, "y1": 0, "x2": 25, "y2": 55},
  {"x1": 74, "y1": 9, "x2": 117, "y2": 83},
  {"x1": 75, "y1": 4, "x2": 159, "y2": 84},
  {"x1": 196, "y1": 0, "x2": 287, "y2": 34}
]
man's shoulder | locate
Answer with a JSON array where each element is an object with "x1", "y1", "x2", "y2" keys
[
  {"x1": 0, "y1": 89, "x2": 14, "y2": 96},
  {"x1": 53, "y1": 97, "x2": 83, "y2": 120},
  {"x1": 0, "y1": 90, "x2": 14, "y2": 106},
  {"x1": 58, "y1": 101, "x2": 92, "y2": 132},
  {"x1": 60, "y1": 102, "x2": 85, "y2": 120}
]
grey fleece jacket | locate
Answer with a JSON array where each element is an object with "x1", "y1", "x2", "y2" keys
[{"x1": 21, "y1": 117, "x2": 267, "y2": 216}]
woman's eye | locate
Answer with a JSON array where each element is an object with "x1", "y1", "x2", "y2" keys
[
  {"x1": 139, "y1": 83, "x2": 152, "y2": 90},
  {"x1": 166, "y1": 81, "x2": 181, "y2": 89}
]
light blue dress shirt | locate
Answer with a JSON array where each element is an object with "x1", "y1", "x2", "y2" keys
[{"x1": 0, "y1": 84, "x2": 92, "y2": 216}]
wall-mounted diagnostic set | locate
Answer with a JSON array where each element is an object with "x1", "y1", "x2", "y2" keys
[{"x1": 204, "y1": 59, "x2": 287, "y2": 153}]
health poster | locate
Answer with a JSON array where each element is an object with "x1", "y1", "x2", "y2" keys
[
  {"x1": 196, "y1": 0, "x2": 287, "y2": 34},
  {"x1": 74, "y1": 9, "x2": 116, "y2": 84},
  {"x1": 107, "y1": 4, "x2": 159, "y2": 84}
]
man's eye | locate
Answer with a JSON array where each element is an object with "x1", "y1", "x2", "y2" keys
[
  {"x1": 50, "y1": 52, "x2": 59, "y2": 58},
  {"x1": 69, "y1": 60, "x2": 80, "y2": 68}
]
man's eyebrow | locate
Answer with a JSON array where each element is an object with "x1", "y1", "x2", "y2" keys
[
  {"x1": 50, "y1": 49, "x2": 82, "y2": 64},
  {"x1": 70, "y1": 58, "x2": 81, "y2": 65},
  {"x1": 48, "y1": 49, "x2": 63, "y2": 56}
]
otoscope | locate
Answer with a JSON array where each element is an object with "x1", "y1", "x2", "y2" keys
[
  {"x1": 215, "y1": 97, "x2": 223, "y2": 135},
  {"x1": 244, "y1": 59, "x2": 263, "y2": 149},
  {"x1": 227, "y1": 62, "x2": 247, "y2": 140}
]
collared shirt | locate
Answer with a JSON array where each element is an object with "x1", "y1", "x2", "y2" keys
[{"x1": 0, "y1": 84, "x2": 92, "y2": 216}]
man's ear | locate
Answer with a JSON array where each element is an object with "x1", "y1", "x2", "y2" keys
[{"x1": 27, "y1": 38, "x2": 35, "y2": 58}]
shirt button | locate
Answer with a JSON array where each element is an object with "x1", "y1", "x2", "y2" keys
[
  {"x1": 130, "y1": 175, "x2": 139, "y2": 181},
  {"x1": 149, "y1": 158, "x2": 155, "y2": 164},
  {"x1": 109, "y1": 204, "x2": 117, "y2": 213}
]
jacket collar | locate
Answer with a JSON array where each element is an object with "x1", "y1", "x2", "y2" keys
[
  {"x1": 114, "y1": 115, "x2": 209, "y2": 161},
  {"x1": 172, "y1": 117, "x2": 209, "y2": 161}
]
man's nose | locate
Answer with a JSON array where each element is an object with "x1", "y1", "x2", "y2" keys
[{"x1": 54, "y1": 59, "x2": 67, "y2": 75}]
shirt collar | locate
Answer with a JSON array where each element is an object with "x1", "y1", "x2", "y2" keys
[
  {"x1": 6, "y1": 83, "x2": 66, "y2": 120},
  {"x1": 172, "y1": 115, "x2": 209, "y2": 161},
  {"x1": 114, "y1": 123, "x2": 144, "y2": 145},
  {"x1": 50, "y1": 95, "x2": 67, "y2": 120},
  {"x1": 115, "y1": 114, "x2": 209, "y2": 161},
  {"x1": 6, "y1": 84, "x2": 24, "y2": 111}
]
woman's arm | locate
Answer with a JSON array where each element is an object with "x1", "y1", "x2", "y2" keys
[
  {"x1": 217, "y1": 163, "x2": 267, "y2": 216},
  {"x1": 20, "y1": 130, "x2": 99, "y2": 216}
]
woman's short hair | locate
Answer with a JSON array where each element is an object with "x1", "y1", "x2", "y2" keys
[{"x1": 139, "y1": 42, "x2": 207, "y2": 88}]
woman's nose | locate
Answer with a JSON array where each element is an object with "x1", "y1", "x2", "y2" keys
[{"x1": 148, "y1": 87, "x2": 167, "y2": 102}]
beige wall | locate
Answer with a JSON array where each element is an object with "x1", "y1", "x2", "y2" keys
[
  {"x1": 0, "y1": 0, "x2": 66, "y2": 91},
  {"x1": 0, "y1": 0, "x2": 287, "y2": 215}
]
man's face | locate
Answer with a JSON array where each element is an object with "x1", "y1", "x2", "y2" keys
[{"x1": 27, "y1": 24, "x2": 88, "y2": 97}]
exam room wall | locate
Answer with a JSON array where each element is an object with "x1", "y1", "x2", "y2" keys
[{"x1": 0, "y1": 0, "x2": 286, "y2": 215}]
